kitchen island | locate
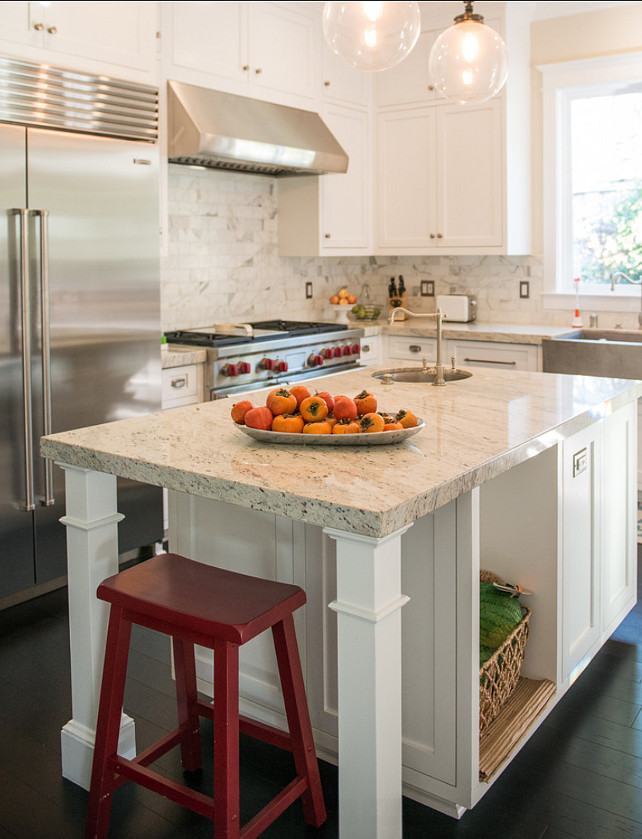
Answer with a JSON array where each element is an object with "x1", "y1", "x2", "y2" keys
[{"x1": 41, "y1": 367, "x2": 641, "y2": 838}]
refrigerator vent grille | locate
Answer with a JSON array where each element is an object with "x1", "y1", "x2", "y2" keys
[{"x1": 0, "y1": 56, "x2": 158, "y2": 143}]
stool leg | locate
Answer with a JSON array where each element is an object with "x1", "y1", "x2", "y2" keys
[
  {"x1": 213, "y1": 642, "x2": 240, "y2": 838},
  {"x1": 173, "y1": 638, "x2": 202, "y2": 772},
  {"x1": 85, "y1": 606, "x2": 132, "y2": 839},
  {"x1": 272, "y1": 615, "x2": 327, "y2": 828}
]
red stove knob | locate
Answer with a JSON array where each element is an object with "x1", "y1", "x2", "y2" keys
[
  {"x1": 239, "y1": 362, "x2": 251, "y2": 374},
  {"x1": 308, "y1": 353, "x2": 323, "y2": 367},
  {"x1": 261, "y1": 358, "x2": 276, "y2": 370},
  {"x1": 223, "y1": 363, "x2": 239, "y2": 377},
  {"x1": 351, "y1": 343, "x2": 361, "y2": 355},
  {"x1": 277, "y1": 360, "x2": 288, "y2": 373},
  {"x1": 342, "y1": 345, "x2": 352, "y2": 356},
  {"x1": 333, "y1": 347, "x2": 343, "y2": 358},
  {"x1": 323, "y1": 348, "x2": 334, "y2": 360}
]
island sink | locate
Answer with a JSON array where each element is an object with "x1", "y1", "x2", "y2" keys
[{"x1": 373, "y1": 366, "x2": 472, "y2": 384}]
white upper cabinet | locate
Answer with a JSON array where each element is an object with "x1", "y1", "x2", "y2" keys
[
  {"x1": 0, "y1": 2, "x2": 156, "y2": 77},
  {"x1": 166, "y1": 1, "x2": 318, "y2": 105},
  {"x1": 278, "y1": 103, "x2": 371, "y2": 255},
  {"x1": 321, "y1": 40, "x2": 370, "y2": 107},
  {"x1": 375, "y1": 28, "x2": 440, "y2": 108},
  {"x1": 374, "y1": 5, "x2": 532, "y2": 256}
]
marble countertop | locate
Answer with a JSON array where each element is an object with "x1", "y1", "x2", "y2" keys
[
  {"x1": 41, "y1": 368, "x2": 642, "y2": 538},
  {"x1": 161, "y1": 346, "x2": 208, "y2": 368},
  {"x1": 377, "y1": 320, "x2": 573, "y2": 344}
]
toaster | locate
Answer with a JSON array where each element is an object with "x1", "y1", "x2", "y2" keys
[{"x1": 436, "y1": 294, "x2": 477, "y2": 323}]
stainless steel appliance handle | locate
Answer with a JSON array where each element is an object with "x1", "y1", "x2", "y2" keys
[
  {"x1": 11, "y1": 209, "x2": 35, "y2": 511},
  {"x1": 32, "y1": 209, "x2": 55, "y2": 505}
]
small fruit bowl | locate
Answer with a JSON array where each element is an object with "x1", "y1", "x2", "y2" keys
[{"x1": 348, "y1": 304, "x2": 382, "y2": 321}]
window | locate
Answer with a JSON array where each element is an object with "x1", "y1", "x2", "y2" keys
[{"x1": 541, "y1": 53, "x2": 642, "y2": 302}]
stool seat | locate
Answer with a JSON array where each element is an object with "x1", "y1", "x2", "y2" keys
[
  {"x1": 98, "y1": 552, "x2": 307, "y2": 645},
  {"x1": 86, "y1": 553, "x2": 326, "y2": 838}
]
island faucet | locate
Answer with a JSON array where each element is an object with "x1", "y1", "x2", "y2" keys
[
  {"x1": 610, "y1": 272, "x2": 642, "y2": 328},
  {"x1": 389, "y1": 306, "x2": 447, "y2": 385}
]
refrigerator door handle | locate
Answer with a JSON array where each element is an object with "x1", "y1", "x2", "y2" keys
[
  {"x1": 32, "y1": 209, "x2": 55, "y2": 506},
  {"x1": 10, "y1": 208, "x2": 35, "y2": 511}
]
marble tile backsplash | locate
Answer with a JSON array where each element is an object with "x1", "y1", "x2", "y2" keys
[{"x1": 160, "y1": 166, "x2": 619, "y2": 331}]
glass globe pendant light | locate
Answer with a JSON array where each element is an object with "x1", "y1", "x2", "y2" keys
[
  {"x1": 322, "y1": 2, "x2": 421, "y2": 72},
  {"x1": 428, "y1": 1, "x2": 508, "y2": 105}
]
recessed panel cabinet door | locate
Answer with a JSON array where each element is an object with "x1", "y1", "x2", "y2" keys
[
  {"x1": 437, "y1": 100, "x2": 503, "y2": 248},
  {"x1": 377, "y1": 108, "x2": 437, "y2": 249},
  {"x1": 561, "y1": 424, "x2": 601, "y2": 683},
  {"x1": 321, "y1": 105, "x2": 370, "y2": 249},
  {"x1": 170, "y1": 1, "x2": 248, "y2": 84}
]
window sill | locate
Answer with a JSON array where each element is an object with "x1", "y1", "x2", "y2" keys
[{"x1": 542, "y1": 292, "x2": 642, "y2": 312}]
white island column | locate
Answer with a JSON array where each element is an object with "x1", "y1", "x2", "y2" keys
[
  {"x1": 324, "y1": 525, "x2": 413, "y2": 839},
  {"x1": 58, "y1": 464, "x2": 136, "y2": 789}
]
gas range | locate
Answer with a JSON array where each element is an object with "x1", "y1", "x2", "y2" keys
[{"x1": 165, "y1": 320, "x2": 365, "y2": 398}]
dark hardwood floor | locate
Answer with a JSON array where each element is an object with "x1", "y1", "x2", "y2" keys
[{"x1": 2, "y1": 555, "x2": 642, "y2": 838}]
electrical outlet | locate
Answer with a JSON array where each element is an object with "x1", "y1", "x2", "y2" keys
[
  {"x1": 305, "y1": 281, "x2": 313, "y2": 299},
  {"x1": 421, "y1": 280, "x2": 435, "y2": 297},
  {"x1": 519, "y1": 281, "x2": 530, "y2": 299}
]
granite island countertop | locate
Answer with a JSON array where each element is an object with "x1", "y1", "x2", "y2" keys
[{"x1": 41, "y1": 367, "x2": 642, "y2": 538}]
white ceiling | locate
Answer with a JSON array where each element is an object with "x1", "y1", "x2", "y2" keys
[{"x1": 532, "y1": 1, "x2": 641, "y2": 20}]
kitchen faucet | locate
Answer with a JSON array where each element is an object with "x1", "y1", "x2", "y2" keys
[
  {"x1": 610, "y1": 272, "x2": 642, "y2": 328},
  {"x1": 389, "y1": 307, "x2": 447, "y2": 385}
]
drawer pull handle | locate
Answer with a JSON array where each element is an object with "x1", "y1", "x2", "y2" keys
[
  {"x1": 362, "y1": 344, "x2": 370, "y2": 352},
  {"x1": 463, "y1": 357, "x2": 517, "y2": 366},
  {"x1": 171, "y1": 377, "x2": 187, "y2": 388},
  {"x1": 409, "y1": 345, "x2": 423, "y2": 353}
]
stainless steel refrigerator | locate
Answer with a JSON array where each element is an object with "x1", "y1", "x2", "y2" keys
[{"x1": 0, "y1": 58, "x2": 163, "y2": 601}]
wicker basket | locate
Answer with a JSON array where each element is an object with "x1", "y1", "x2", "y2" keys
[{"x1": 479, "y1": 571, "x2": 531, "y2": 734}]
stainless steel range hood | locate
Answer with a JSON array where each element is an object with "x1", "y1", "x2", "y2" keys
[{"x1": 167, "y1": 80, "x2": 349, "y2": 177}]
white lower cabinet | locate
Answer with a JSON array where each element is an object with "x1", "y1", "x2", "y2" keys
[
  {"x1": 161, "y1": 363, "x2": 204, "y2": 409},
  {"x1": 359, "y1": 334, "x2": 383, "y2": 366},
  {"x1": 167, "y1": 399, "x2": 637, "y2": 816},
  {"x1": 448, "y1": 340, "x2": 540, "y2": 372},
  {"x1": 387, "y1": 336, "x2": 438, "y2": 364}
]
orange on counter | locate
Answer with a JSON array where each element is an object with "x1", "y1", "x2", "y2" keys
[
  {"x1": 266, "y1": 388, "x2": 297, "y2": 416},
  {"x1": 299, "y1": 395, "x2": 329, "y2": 422}
]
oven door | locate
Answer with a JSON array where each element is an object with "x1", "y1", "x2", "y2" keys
[{"x1": 209, "y1": 361, "x2": 365, "y2": 400}]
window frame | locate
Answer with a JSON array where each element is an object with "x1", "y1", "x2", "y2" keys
[{"x1": 540, "y1": 52, "x2": 642, "y2": 312}]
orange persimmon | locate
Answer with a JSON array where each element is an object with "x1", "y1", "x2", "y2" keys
[
  {"x1": 354, "y1": 390, "x2": 377, "y2": 415},
  {"x1": 244, "y1": 406, "x2": 274, "y2": 430},
  {"x1": 230, "y1": 400, "x2": 254, "y2": 425},
  {"x1": 266, "y1": 388, "x2": 297, "y2": 416},
  {"x1": 302, "y1": 420, "x2": 332, "y2": 434},
  {"x1": 289, "y1": 384, "x2": 311, "y2": 408},
  {"x1": 299, "y1": 395, "x2": 329, "y2": 422},
  {"x1": 360, "y1": 412, "x2": 385, "y2": 433},
  {"x1": 271, "y1": 413, "x2": 304, "y2": 433},
  {"x1": 383, "y1": 420, "x2": 404, "y2": 432},
  {"x1": 396, "y1": 409, "x2": 418, "y2": 428},
  {"x1": 316, "y1": 391, "x2": 334, "y2": 414},
  {"x1": 332, "y1": 395, "x2": 358, "y2": 421},
  {"x1": 332, "y1": 419, "x2": 361, "y2": 434}
]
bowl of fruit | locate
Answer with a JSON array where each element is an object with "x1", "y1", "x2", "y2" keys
[{"x1": 327, "y1": 287, "x2": 358, "y2": 322}]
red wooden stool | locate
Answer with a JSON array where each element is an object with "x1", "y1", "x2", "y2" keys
[{"x1": 85, "y1": 553, "x2": 326, "y2": 838}]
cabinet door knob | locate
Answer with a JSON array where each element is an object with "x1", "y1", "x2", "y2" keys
[
  {"x1": 324, "y1": 233, "x2": 331, "y2": 239},
  {"x1": 47, "y1": 25, "x2": 57, "y2": 34},
  {"x1": 255, "y1": 67, "x2": 262, "y2": 75},
  {"x1": 33, "y1": 22, "x2": 44, "y2": 31},
  {"x1": 437, "y1": 233, "x2": 443, "y2": 238},
  {"x1": 428, "y1": 84, "x2": 434, "y2": 91},
  {"x1": 324, "y1": 80, "x2": 330, "y2": 86},
  {"x1": 242, "y1": 64, "x2": 249, "y2": 71},
  {"x1": 430, "y1": 233, "x2": 436, "y2": 239}
]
